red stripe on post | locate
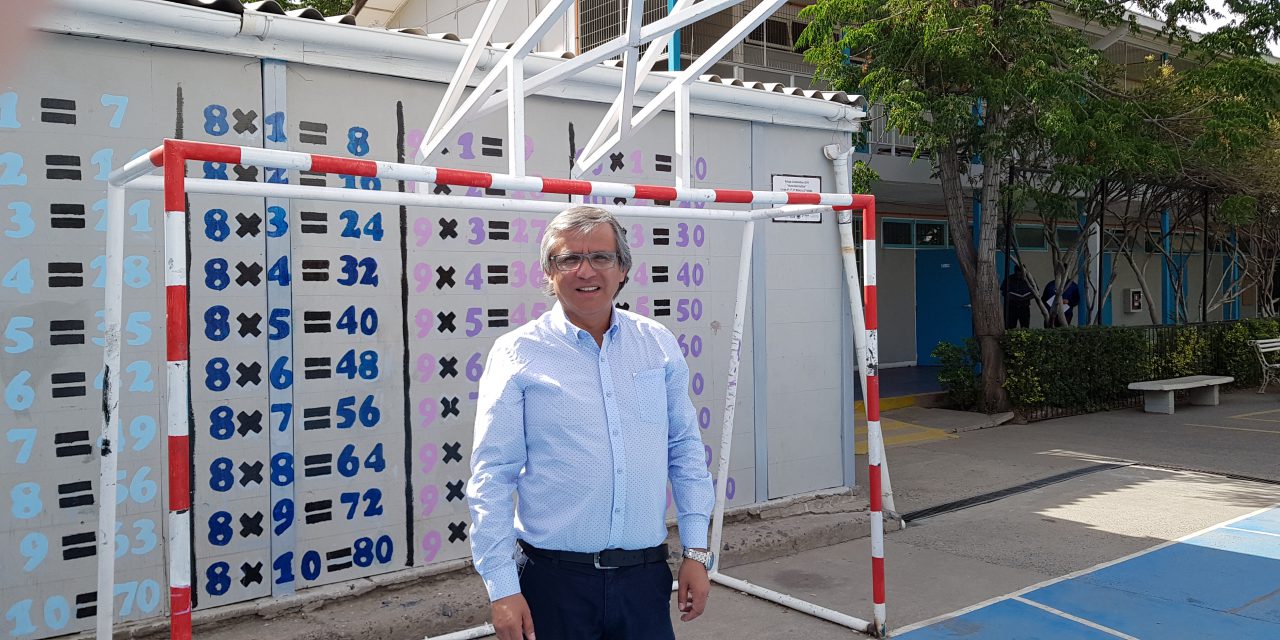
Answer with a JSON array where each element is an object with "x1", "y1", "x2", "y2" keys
[
  {"x1": 867, "y1": 375, "x2": 880, "y2": 422},
  {"x1": 540, "y1": 177, "x2": 594, "y2": 195},
  {"x1": 786, "y1": 192, "x2": 822, "y2": 205},
  {"x1": 862, "y1": 202, "x2": 877, "y2": 241},
  {"x1": 168, "y1": 435, "x2": 190, "y2": 511},
  {"x1": 310, "y1": 155, "x2": 378, "y2": 177},
  {"x1": 163, "y1": 142, "x2": 185, "y2": 213},
  {"x1": 872, "y1": 556, "x2": 886, "y2": 603},
  {"x1": 166, "y1": 285, "x2": 188, "y2": 361},
  {"x1": 713, "y1": 189, "x2": 754, "y2": 203},
  {"x1": 434, "y1": 168, "x2": 495, "y2": 189},
  {"x1": 864, "y1": 286, "x2": 878, "y2": 331},
  {"x1": 170, "y1": 585, "x2": 193, "y2": 639},
  {"x1": 869, "y1": 464, "x2": 883, "y2": 512},
  {"x1": 634, "y1": 185, "x2": 679, "y2": 201},
  {"x1": 173, "y1": 140, "x2": 242, "y2": 164}
]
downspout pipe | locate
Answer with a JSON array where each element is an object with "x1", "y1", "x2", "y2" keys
[{"x1": 826, "y1": 143, "x2": 901, "y2": 528}]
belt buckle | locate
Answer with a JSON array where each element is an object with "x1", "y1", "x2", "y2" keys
[{"x1": 593, "y1": 552, "x2": 618, "y2": 570}]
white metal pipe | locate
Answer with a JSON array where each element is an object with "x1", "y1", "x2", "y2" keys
[
  {"x1": 422, "y1": 0, "x2": 511, "y2": 153},
  {"x1": 710, "y1": 572, "x2": 872, "y2": 633},
  {"x1": 478, "y1": 0, "x2": 742, "y2": 117},
  {"x1": 708, "y1": 220, "x2": 755, "y2": 571},
  {"x1": 575, "y1": 0, "x2": 694, "y2": 176},
  {"x1": 95, "y1": 184, "x2": 127, "y2": 639},
  {"x1": 674, "y1": 84, "x2": 690, "y2": 189},
  {"x1": 107, "y1": 149, "x2": 160, "y2": 186},
  {"x1": 574, "y1": 0, "x2": 790, "y2": 175},
  {"x1": 425, "y1": 622, "x2": 496, "y2": 640},
  {"x1": 827, "y1": 145, "x2": 900, "y2": 527},
  {"x1": 508, "y1": 56, "x2": 526, "y2": 176},
  {"x1": 125, "y1": 175, "x2": 830, "y2": 222},
  {"x1": 418, "y1": 0, "x2": 575, "y2": 159}
]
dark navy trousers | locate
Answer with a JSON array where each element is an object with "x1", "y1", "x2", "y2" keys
[{"x1": 518, "y1": 550, "x2": 676, "y2": 640}]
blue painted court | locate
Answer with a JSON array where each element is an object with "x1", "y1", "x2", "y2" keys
[{"x1": 895, "y1": 506, "x2": 1280, "y2": 639}]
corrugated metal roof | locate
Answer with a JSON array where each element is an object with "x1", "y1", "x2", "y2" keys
[{"x1": 157, "y1": 0, "x2": 856, "y2": 106}]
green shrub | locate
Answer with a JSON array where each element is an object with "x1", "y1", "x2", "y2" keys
[
  {"x1": 936, "y1": 319, "x2": 1280, "y2": 417},
  {"x1": 1001, "y1": 326, "x2": 1151, "y2": 411},
  {"x1": 933, "y1": 340, "x2": 981, "y2": 410}
]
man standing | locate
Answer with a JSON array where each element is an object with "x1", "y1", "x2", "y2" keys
[
  {"x1": 467, "y1": 205, "x2": 716, "y2": 640},
  {"x1": 1000, "y1": 265, "x2": 1035, "y2": 329}
]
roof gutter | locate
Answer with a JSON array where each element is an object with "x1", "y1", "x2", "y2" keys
[{"x1": 39, "y1": 0, "x2": 862, "y2": 130}]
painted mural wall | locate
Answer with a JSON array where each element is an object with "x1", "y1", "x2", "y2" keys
[{"x1": 0, "y1": 30, "x2": 854, "y2": 637}]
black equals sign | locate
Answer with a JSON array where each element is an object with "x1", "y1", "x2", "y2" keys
[
  {"x1": 304, "y1": 357, "x2": 331, "y2": 380},
  {"x1": 48, "y1": 262, "x2": 84, "y2": 287},
  {"x1": 299, "y1": 171, "x2": 327, "y2": 187},
  {"x1": 481, "y1": 136, "x2": 503, "y2": 157},
  {"x1": 51, "y1": 371, "x2": 87, "y2": 398},
  {"x1": 654, "y1": 154, "x2": 673, "y2": 173},
  {"x1": 49, "y1": 319, "x2": 85, "y2": 345},
  {"x1": 484, "y1": 187, "x2": 507, "y2": 196},
  {"x1": 55, "y1": 430, "x2": 92, "y2": 457},
  {"x1": 74, "y1": 592, "x2": 96, "y2": 619},
  {"x1": 651, "y1": 265, "x2": 669, "y2": 283},
  {"x1": 326, "y1": 546, "x2": 353, "y2": 572},
  {"x1": 303, "y1": 311, "x2": 331, "y2": 333},
  {"x1": 298, "y1": 121, "x2": 328, "y2": 145},
  {"x1": 46, "y1": 154, "x2": 82, "y2": 180},
  {"x1": 61, "y1": 531, "x2": 96, "y2": 560},
  {"x1": 652, "y1": 299, "x2": 672, "y2": 317},
  {"x1": 303, "y1": 453, "x2": 332, "y2": 477},
  {"x1": 301, "y1": 260, "x2": 329, "y2": 282},
  {"x1": 487, "y1": 308, "x2": 509, "y2": 328},
  {"x1": 58, "y1": 480, "x2": 94, "y2": 508},
  {"x1": 304, "y1": 499, "x2": 332, "y2": 524},
  {"x1": 50, "y1": 203, "x2": 86, "y2": 229},
  {"x1": 40, "y1": 98, "x2": 76, "y2": 125},
  {"x1": 300, "y1": 211, "x2": 328, "y2": 234},
  {"x1": 302, "y1": 406, "x2": 331, "y2": 431},
  {"x1": 652, "y1": 227, "x2": 671, "y2": 246},
  {"x1": 488, "y1": 220, "x2": 509, "y2": 241},
  {"x1": 486, "y1": 265, "x2": 508, "y2": 285}
]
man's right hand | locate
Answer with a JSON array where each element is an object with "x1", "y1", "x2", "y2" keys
[{"x1": 491, "y1": 594, "x2": 535, "y2": 640}]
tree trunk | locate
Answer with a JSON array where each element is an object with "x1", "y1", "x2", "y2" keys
[{"x1": 938, "y1": 144, "x2": 1010, "y2": 413}]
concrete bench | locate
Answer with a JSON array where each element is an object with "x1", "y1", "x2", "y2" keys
[
  {"x1": 1128, "y1": 375, "x2": 1234, "y2": 414},
  {"x1": 1250, "y1": 338, "x2": 1280, "y2": 393}
]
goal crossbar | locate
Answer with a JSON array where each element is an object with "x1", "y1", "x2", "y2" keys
[{"x1": 102, "y1": 139, "x2": 888, "y2": 639}]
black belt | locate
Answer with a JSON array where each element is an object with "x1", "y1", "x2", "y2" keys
[{"x1": 518, "y1": 540, "x2": 668, "y2": 570}]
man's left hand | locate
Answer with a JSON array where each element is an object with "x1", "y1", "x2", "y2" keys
[{"x1": 676, "y1": 557, "x2": 710, "y2": 622}]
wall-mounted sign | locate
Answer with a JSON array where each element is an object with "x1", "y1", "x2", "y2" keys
[{"x1": 771, "y1": 174, "x2": 823, "y2": 223}]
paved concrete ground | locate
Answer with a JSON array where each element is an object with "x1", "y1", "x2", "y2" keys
[{"x1": 119, "y1": 391, "x2": 1280, "y2": 640}]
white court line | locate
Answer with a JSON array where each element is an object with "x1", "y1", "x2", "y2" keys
[
  {"x1": 1223, "y1": 526, "x2": 1280, "y2": 539},
  {"x1": 1011, "y1": 597, "x2": 1139, "y2": 640},
  {"x1": 892, "y1": 500, "x2": 1280, "y2": 636}
]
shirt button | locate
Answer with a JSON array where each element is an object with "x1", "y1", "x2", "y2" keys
[
  {"x1": 612, "y1": 430, "x2": 619, "y2": 436},
  {"x1": 616, "y1": 469, "x2": 623, "y2": 475},
  {"x1": 614, "y1": 508, "x2": 622, "y2": 514},
  {"x1": 606, "y1": 391, "x2": 613, "y2": 398}
]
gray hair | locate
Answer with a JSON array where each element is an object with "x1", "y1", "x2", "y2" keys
[{"x1": 539, "y1": 205, "x2": 633, "y2": 297}]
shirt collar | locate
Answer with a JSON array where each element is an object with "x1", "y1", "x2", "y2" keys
[{"x1": 549, "y1": 301, "x2": 623, "y2": 343}]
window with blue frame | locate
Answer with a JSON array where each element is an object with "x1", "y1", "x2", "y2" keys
[
  {"x1": 915, "y1": 221, "x2": 947, "y2": 247},
  {"x1": 883, "y1": 219, "x2": 914, "y2": 247}
]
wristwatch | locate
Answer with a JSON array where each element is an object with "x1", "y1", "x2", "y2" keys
[{"x1": 682, "y1": 547, "x2": 714, "y2": 570}]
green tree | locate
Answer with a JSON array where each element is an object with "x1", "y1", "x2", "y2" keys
[{"x1": 799, "y1": 0, "x2": 1280, "y2": 411}]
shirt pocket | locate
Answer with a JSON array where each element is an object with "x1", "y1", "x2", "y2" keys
[{"x1": 632, "y1": 367, "x2": 668, "y2": 426}]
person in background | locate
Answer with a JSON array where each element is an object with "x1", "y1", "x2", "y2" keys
[
  {"x1": 1000, "y1": 264, "x2": 1035, "y2": 329},
  {"x1": 467, "y1": 205, "x2": 716, "y2": 640},
  {"x1": 1041, "y1": 275, "x2": 1081, "y2": 327}
]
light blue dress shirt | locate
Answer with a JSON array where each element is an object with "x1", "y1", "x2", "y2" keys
[{"x1": 466, "y1": 302, "x2": 715, "y2": 601}]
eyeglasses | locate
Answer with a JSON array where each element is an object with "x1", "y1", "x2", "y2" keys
[{"x1": 549, "y1": 251, "x2": 619, "y2": 272}]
